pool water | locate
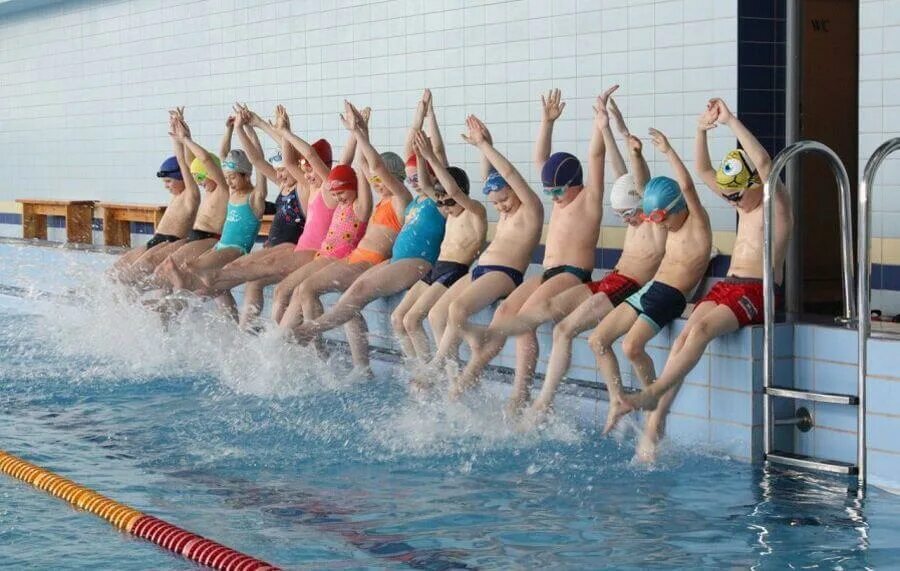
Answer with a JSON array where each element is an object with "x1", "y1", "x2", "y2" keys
[{"x1": 2, "y1": 242, "x2": 900, "y2": 569}]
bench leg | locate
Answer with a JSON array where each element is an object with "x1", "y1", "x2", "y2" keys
[
  {"x1": 22, "y1": 206, "x2": 47, "y2": 240},
  {"x1": 103, "y1": 212, "x2": 131, "y2": 248},
  {"x1": 67, "y1": 204, "x2": 94, "y2": 244}
]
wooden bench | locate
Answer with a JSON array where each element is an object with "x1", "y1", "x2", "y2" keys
[
  {"x1": 16, "y1": 199, "x2": 96, "y2": 244},
  {"x1": 98, "y1": 202, "x2": 168, "y2": 247}
]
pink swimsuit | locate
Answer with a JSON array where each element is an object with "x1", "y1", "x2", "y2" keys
[
  {"x1": 294, "y1": 191, "x2": 336, "y2": 252},
  {"x1": 316, "y1": 201, "x2": 368, "y2": 259}
]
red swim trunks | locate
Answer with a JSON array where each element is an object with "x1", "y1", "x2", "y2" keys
[
  {"x1": 699, "y1": 277, "x2": 778, "y2": 327},
  {"x1": 586, "y1": 271, "x2": 641, "y2": 306}
]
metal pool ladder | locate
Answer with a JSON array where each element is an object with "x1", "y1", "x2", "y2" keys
[{"x1": 762, "y1": 140, "x2": 861, "y2": 480}]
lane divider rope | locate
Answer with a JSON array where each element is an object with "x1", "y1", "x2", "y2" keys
[{"x1": 0, "y1": 450, "x2": 280, "y2": 570}]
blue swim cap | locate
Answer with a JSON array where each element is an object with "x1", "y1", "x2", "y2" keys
[
  {"x1": 642, "y1": 176, "x2": 686, "y2": 217},
  {"x1": 157, "y1": 156, "x2": 182, "y2": 180},
  {"x1": 483, "y1": 169, "x2": 508, "y2": 194},
  {"x1": 541, "y1": 152, "x2": 583, "y2": 188}
]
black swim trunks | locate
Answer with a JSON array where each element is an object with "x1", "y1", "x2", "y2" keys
[
  {"x1": 422, "y1": 260, "x2": 469, "y2": 288},
  {"x1": 471, "y1": 264, "x2": 524, "y2": 287},
  {"x1": 624, "y1": 280, "x2": 687, "y2": 333},
  {"x1": 542, "y1": 264, "x2": 592, "y2": 283},
  {"x1": 145, "y1": 233, "x2": 180, "y2": 249},
  {"x1": 187, "y1": 229, "x2": 220, "y2": 242}
]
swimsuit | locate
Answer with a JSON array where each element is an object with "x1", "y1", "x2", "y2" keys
[
  {"x1": 422, "y1": 261, "x2": 470, "y2": 288},
  {"x1": 265, "y1": 187, "x2": 305, "y2": 247},
  {"x1": 699, "y1": 276, "x2": 783, "y2": 327},
  {"x1": 187, "y1": 229, "x2": 220, "y2": 242},
  {"x1": 542, "y1": 265, "x2": 592, "y2": 283},
  {"x1": 316, "y1": 201, "x2": 367, "y2": 259},
  {"x1": 471, "y1": 264, "x2": 524, "y2": 287},
  {"x1": 347, "y1": 198, "x2": 402, "y2": 265},
  {"x1": 214, "y1": 197, "x2": 261, "y2": 255},
  {"x1": 586, "y1": 270, "x2": 641, "y2": 307},
  {"x1": 146, "y1": 233, "x2": 179, "y2": 249},
  {"x1": 295, "y1": 191, "x2": 336, "y2": 252},
  {"x1": 391, "y1": 195, "x2": 445, "y2": 265},
  {"x1": 624, "y1": 280, "x2": 686, "y2": 333}
]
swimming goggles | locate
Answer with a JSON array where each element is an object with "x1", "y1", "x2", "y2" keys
[
  {"x1": 194, "y1": 172, "x2": 207, "y2": 182},
  {"x1": 406, "y1": 173, "x2": 420, "y2": 184},
  {"x1": 542, "y1": 184, "x2": 568, "y2": 198},
  {"x1": 156, "y1": 169, "x2": 179, "y2": 178},
  {"x1": 222, "y1": 160, "x2": 238, "y2": 170},
  {"x1": 722, "y1": 189, "x2": 745, "y2": 203},
  {"x1": 368, "y1": 174, "x2": 383, "y2": 185},
  {"x1": 436, "y1": 197, "x2": 457, "y2": 208},
  {"x1": 615, "y1": 208, "x2": 639, "y2": 221},
  {"x1": 641, "y1": 195, "x2": 685, "y2": 223}
]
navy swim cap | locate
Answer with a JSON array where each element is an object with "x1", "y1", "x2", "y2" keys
[
  {"x1": 157, "y1": 156, "x2": 182, "y2": 180},
  {"x1": 541, "y1": 152, "x2": 583, "y2": 188},
  {"x1": 642, "y1": 176, "x2": 686, "y2": 216}
]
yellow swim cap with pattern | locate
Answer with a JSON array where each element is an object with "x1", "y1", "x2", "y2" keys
[
  {"x1": 715, "y1": 149, "x2": 760, "y2": 191},
  {"x1": 189, "y1": 154, "x2": 221, "y2": 181}
]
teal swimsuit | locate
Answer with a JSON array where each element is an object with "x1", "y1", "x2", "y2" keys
[
  {"x1": 214, "y1": 197, "x2": 261, "y2": 255},
  {"x1": 391, "y1": 195, "x2": 446, "y2": 265}
]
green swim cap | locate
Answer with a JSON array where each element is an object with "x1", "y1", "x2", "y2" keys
[{"x1": 189, "y1": 154, "x2": 221, "y2": 180}]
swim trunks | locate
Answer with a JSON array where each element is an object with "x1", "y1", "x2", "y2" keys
[
  {"x1": 265, "y1": 188, "x2": 305, "y2": 248},
  {"x1": 146, "y1": 233, "x2": 179, "y2": 249},
  {"x1": 187, "y1": 229, "x2": 221, "y2": 242},
  {"x1": 698, "y1": 277, "x2": 780, "y2": 327},
  {"x1": 471, "y1": 264, "x2": 524, "y2": 287},
  {"x1": 586, "y1": 270, "x2": 641, "y2": 307},
  {"x1": 624, "y1": 280, "x2": 686, "y2": 333},
  {"x1": 422, "y1": 260, "x2": 470, "y2": 288},
  {"x1": 542, "y1": 265, "x2": 592, "y2": 283}
]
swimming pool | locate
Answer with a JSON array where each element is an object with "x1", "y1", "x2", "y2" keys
[{"x1": 2, "y1": 241, "x2": 900, "y2": 569}]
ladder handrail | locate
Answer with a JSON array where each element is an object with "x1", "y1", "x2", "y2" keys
[
  {"x1": 763, "y1": 140, "x2": 856, "y2": 463},
  {"x1": 857, "y1": 137, "x2": 900, "y2": 490}
]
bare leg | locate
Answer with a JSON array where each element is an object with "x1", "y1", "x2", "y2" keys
[
  {"x1": 203, "y1": 245, "x2": 315, "y2": 294},
  {"x1": 292, "y1": 259, "x2": 431, "y2": 343},
  {"x1": 344, "y1": 314, "x2": 371, "y2": 371},
  {"x1": 170, "y1": 248, "x2": 243, "y2": 292},
  {"x1": 507, "y1": 274, "x2": 583, "y2": 414},
  {"x1": 490, "y1": 283, "x2": 592, "y2": 339},
  {"x1": 449, "y1": 276, "x2": 542, "y2": 398},
  {"x1": 587, "y1": 303, "x2": 641, "y2": 435},
  {"x1": 122, "y1": 239, "x2": 187, "y2": 285},
  {"x1": 239, "y1": 278, "x2": 271, "y2": 330},
  {"x1": 426, "y1": 276, "x2": 471, "y2": 362},
  {"x1": 294, "y1": 260, "x2": 373, "y2": 350},
  {"x1": 403, "y1": 283, "x2": 450, "y2": 361},
  {"x1": 391, "y1": 282, "x2": 427, "y2": 359},
  {"x1": 214, "y1": 291, "x2": 239, "y2": 322},
  {"x1": 527, "y1": 292, "x2": 613, "y2": 418},
  {"x1": 151, "y1": 238, "x2": 217, "y2": 289},
  {"x1": 272, "y1": 257, "x2": 335, "y2": 326}
]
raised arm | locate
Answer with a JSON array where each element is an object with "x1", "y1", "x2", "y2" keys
[
  {"x1": 178, "y1": 119, "x2": 227, "y2": 190},
  {"x1": 339, "y1": 106, "x2": 367, "y2": 166},
  {"x1": 413, "y1": 130, "x2": 481, "y2": 213},
  {"x1": 422, "y1": 90, "x2": 449, "y2": 167},
  {"x1": 587, "y1": 92, "x2": 609, "y2": 198},
  {"x1": 403, "y1": 93, "x2": 428, "y2": 161},
  {"x1": 169, "y1": 107, "x2": 195, "y2": 164},
  {"x1": 248, "y1": 108, "x2": 282, "y2": 144},
  {"x1": 219, "y1": 115, "x2": 235, "y2": 160},
  {"x1": 626, "y1": 134, "x2": 651, "y2": 193},
  {"x1": 649, "y1": 128, "x2": 701, "y2": 211},
  {"x1": 694, "y1": 101, "x2": 720, "y2": 191},
  {"x1": 342, "y1": 101, "x2": 410, "y2": 205},
  {"x1": 713, "y1": 98, "x2": 772, "y2": 179},
  {"x1": 278, "y1": 107, "x2": 331, "y2": 183},
  {"x1": 234, "y1": 105, "x2": 278, "y2": 184},
  {"x1": 534, "y1": 88, "x2": 566, "y2": 172},
  {"x1": 168, "y1": 115, "x2": 200, "y2": 203},
  {"x1": 605, "y1": 94, "x2": 628, "y2": 178},
  {"x1": 465, "y1": 115, "x2": 541, "y2": 212}
]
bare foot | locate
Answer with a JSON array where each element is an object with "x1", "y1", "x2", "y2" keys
[
  {"x1": 602, "y1": 397, "x2": 635, "y2": 436},
  {"x1": 168, "y1": 262, "x2": 188, "y2": 291},
  {"x1": 504, "y1": 392, "x2": 529, "y2": 419},
  {"x1": 448, "y1": 372, "x2": 477, "y2": 401},
  {"x1": 622, "y1": 386, "x2": 662, "y2": 412},
  {"x1": 633, "y1": 430, "x2": 659, "y2": 464},
  {"x1": 197, "y1": 268, "x2": 217, "y2": 289},
  {"x1": 518, "y1": 403, "x2": 551, "y2": 432},
  {"x1": 290, "y1": 323, "x2": 316, "y2": 345}
]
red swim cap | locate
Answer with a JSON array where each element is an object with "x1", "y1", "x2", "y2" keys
[
  {"x1": 328, "y1": 164, "x2": 358, "y2": 191},
  {"x1": 405, "y1": 154, "x2": 434, "y2": 175},
  {"x1": 312, "y1": 139, "x2": 333, "y2": 166}
]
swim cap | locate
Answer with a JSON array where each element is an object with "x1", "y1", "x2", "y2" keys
[
  {"x1": 541, "y1": 152, "x2": 583, "y2": 188},
  {"x1": 483, "y1": 169, "x2": 509, "y2": 195},
  {"x1": 268, "y1": 152, "x2": 284, "y2": 168},
  {"x1": 189, "y1": 154, "x2": 221, "y2": 180},
  {"x1": 328, "y1": 164, "x2": 358, "y2": 192},
  {"x1": 157, "y1": 156, "x2": 182, "y2": 180},
  {"x1": 223, "y1": 149, "x2": 252, "y2": 174},
  {"x1": 311, "y1": 139, "x2": 333, "y2": 166},
  {"x1": 642, "y1": 176, "x2": 686, "y2": 217},
  {"x1": 405, "y1": 153, "x2": 435, "y2": 175},
  {"x1": 610, "y1": 174, "x2": 641, "y2": 210},
  {"x1": 715, "y1": 149, "x2": 760, "y2": 191},
  {"x1": 447, "y1": 166, "x2": 470, "y2": 195},
  {"x1": 380, "y1": 151, "x2": 405, "y2": 182}
]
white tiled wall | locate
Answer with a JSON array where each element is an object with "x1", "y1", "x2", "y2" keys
[
  {"x1": 860, "y1": 0, "x2": 900, "y2": 240},
  {"x1": 0, "y1": 0, "x2": 739, "y2": 231}
]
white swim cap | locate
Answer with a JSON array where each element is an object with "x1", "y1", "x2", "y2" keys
[{"x1": 610, "y1": 174, "x2": 641, "y2": 210}]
